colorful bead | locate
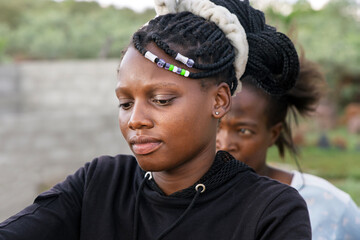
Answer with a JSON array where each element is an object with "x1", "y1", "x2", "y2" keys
[
  {"x1": 164, "y1": 63, "x2": 171, "y2": 70},
  {"x1": 180, "y1": 69, "x2": 186, "y2": 76},
  {"x1": 169, "y1": 64, "x2": 174, "y2": 71},
  {"x1": 176, "y1": 68, "x2": 182, "y2": 74},
  {"x1": 186, "y1": 59, "x2": 195, "y2": 68},
  {"x1": 157, "y1": 59, "x2": 165, "y2": 68}
]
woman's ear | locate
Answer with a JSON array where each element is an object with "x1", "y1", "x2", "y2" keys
[
  {"x1": 268, "y1": 122, "x2": 283, "y2": 147},
  {"x1": 212, "y1": 82, "x2": 232, "y2": 119}
]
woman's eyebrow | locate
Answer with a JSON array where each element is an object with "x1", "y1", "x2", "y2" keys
[
  {"x1": 115, "y1": 82, "x2": 179, "y2": 95},
  {"x1": 149, "y1": 82, "x2": 178, "y2": 89}
]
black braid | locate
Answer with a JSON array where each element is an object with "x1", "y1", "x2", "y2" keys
[
  {"x1": 157, "y1": 15, "x2": 233, "y2": 67},
  {"x1": 133, "y1": 33, "x2": 147, "y2": 56},
  {"x1": 190, "y1": 58, "x2": 234, "y2": 78},
  {"x1": 151, "y1": 34, "x2": 177, "y2": 59},
  {"x1": 151, "y1": 26, "x2": 236, "y2": 71},
  {"x1": 244, "y1": 32, "x2": 299, "y2": 95},
  {"x1": 195, "y1": 51, "x2": 235, "y2": 70}
]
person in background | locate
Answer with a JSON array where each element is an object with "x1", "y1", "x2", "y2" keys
[{"x1": 217, "y1": 55, "x2": 360, "y2": 239}]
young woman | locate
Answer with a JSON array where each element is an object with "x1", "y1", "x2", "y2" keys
[
  {"x1": 0, "y1": 0, "x2": 311, "y2": 239},
  {"x1": 216, "y1": 56, "x2": 360, "y2": 239}
]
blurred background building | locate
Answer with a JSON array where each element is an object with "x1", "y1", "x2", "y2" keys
[{"x1": 0, "y1": 0, "x2": 359, "y2": 221}]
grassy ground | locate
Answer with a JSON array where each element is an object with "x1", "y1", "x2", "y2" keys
[{"x1": 267, "y1": 131, "x2": 360, "y2": 205}]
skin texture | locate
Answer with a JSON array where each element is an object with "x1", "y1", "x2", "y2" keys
[
  {"x1": 116, "y1": 43, "x2": 231, "y2": 195},
  {"x1": 216, "y1": 85, "x2": 293, "y2": 184}
]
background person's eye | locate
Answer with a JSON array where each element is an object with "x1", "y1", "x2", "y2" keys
[{"x1": 238, "y1": 128, "x2": 252, "y2": 135}]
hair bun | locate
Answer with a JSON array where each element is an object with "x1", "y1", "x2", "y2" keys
[{"x1": 244, "y1": 31, "x2": 299, "y2": 95}]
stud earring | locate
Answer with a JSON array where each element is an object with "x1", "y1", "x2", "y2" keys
[{"x1": 215, "y1": 111, "x2": 220, "y2": 115}]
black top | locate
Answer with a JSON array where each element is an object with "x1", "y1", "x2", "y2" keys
[{"x1": 0, "y1": 151, "x2": 311, "y2": 239}]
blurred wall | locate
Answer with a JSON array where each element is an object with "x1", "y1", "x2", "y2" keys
[{"x1": 0, "y1": 60, "x2": 131, "y2": 222}]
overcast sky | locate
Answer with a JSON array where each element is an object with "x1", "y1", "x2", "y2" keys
[{"x1": 80, "y1": 0, "x2": 330, "y2": 12}]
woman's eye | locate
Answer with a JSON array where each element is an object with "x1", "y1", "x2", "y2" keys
[
  {"x1": 118, "y1": 102, "x2": 133, "y2": 110},
  {"x1": 152, "y1": 97, "x2": 175, "y2": 106}
]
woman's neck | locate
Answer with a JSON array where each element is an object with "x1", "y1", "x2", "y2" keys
[
  {"x1": 258, "y1": 165, "x2": 294, "y2": 185},
  {"x1": 152, "y1": 149, "x2": 216, "y2": 196}
]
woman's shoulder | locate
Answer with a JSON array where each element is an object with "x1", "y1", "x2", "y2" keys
[
  {"x1": 84, "y1": 154, "x2": 139, "y2": 180},
  {"x1": 93, "y1": 154, "x2": 137, "y2": 168},
  {"x1": 239, "y1": 170, "x2": 306, "y2": 206},
  {"x1": 236, "y1": 171, "x2": 311, "y2": 238}
]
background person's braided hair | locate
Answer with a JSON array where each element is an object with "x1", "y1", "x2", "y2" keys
[{"x1": 242, "y1": 54, "x2": 326, "y2": 158}]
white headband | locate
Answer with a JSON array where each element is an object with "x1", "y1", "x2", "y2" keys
[{"x1": 153, "y1": 0, "x2": 248, "y2": 92}]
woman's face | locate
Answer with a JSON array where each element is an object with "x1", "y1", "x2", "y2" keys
[
  {"x1": 216, "y1": 86, "x2": 280, "y2": 172},
  {"x1": 116, "y1": 44, "x2": 220, "y2": 172}
]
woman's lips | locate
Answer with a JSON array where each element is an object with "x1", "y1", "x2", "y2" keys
[
  {"x1": 132, "y1": 142, "x2": 162, "y2": 155},
  {"x1": 129, "y1": 136, "x2": 162, "y2": 155}
]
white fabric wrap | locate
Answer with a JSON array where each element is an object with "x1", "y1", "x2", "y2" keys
[{"x1": 154, "y1": 0, "x2": 248, "y2": 92}]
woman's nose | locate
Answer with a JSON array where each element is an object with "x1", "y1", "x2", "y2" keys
[{"x1": 127, "y1": 102, "x2": 154, "y2": 130}]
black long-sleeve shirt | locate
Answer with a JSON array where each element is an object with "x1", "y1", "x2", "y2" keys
[{"x1": 0, "y1": 151, "x2": 311, "y2": 239}]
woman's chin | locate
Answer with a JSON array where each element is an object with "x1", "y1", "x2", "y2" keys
[{"x1": 136, "y1": 157, "x2": 167, "y2": 172}]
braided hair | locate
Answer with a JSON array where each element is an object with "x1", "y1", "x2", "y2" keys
[
  {"x1": 133, "y1": 11, "x2": 238, "y2": 94},
  {"x1": 242, "y1": 54, "x2": 326, "y2": 157},
  {"x1": 209, "y1": 0, "x2": 300, "y2": 95},
  {"x1": 131, "y1": 0, "x2": 300, "y2": 96}
]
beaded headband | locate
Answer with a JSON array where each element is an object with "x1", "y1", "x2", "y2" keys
[
  {"x1": 153, "y1": 0, "x2": 249, "y2": 92},
  {"x1": 145, "y1": 51, "x2": 191, "y2": 77}
]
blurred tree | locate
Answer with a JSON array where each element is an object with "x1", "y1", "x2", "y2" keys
[
  {"x1": 0, "y1": 0, "x2": 155, "y2": 60},
  {"x1": 0, "y1": 24, "x2": 9, "y2": 62},
  {"x1": 0, "y1": 0, "x2": 53, "y2": 28}
]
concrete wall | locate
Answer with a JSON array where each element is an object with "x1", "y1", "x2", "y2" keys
[{"x1": 0, "y1": 60, "x2": 132, "y2": 222}]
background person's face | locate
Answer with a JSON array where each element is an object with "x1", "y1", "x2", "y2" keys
[
  {"x1": 216, "y1": 87, "x2": 277, "y2": 172},
  {"x1": 116, "y1": 44, "x2": 218, "y2": 172}
]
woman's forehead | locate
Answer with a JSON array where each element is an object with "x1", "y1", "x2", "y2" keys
[
  {"x1": 230, "y1": 88, "x2": 268, "y2": 115},
  {"x1": 119, "y1": 45, "x2": 182, "y2": 79},
  {"x1": 118, "y1": 42, "x2": 205, "y2": 84},
  {"x1": 116, "y1": 46, "x2": 203, "y2": 93}
]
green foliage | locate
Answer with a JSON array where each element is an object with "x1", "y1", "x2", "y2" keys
[
  {"x1": 0, "y1": 23, "x2": 10, "y2": 62},
  {"x1": 0, "y1": 0, "x2": 52, "y2": 28},
  {"x1": 0, "y1": 0, "x2": 155, "y2": 60}
]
